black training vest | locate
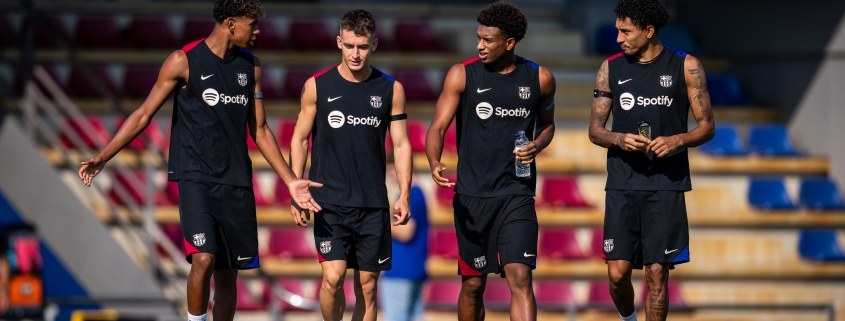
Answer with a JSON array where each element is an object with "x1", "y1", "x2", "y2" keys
[
  {"x1": 308, "y1": 65, "x2": 394, "y2": 208},
  {"x1": 455, "y1": 56, "x2": 542, "y2": 198},
  {"x1": 606, "y1": 46, "x2": 691, "y2": 191},
  {"x1": 167, "y1": 39, "x2": 254, "y2": 187}
]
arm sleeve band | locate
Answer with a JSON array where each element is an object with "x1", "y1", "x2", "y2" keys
[
  {"x1": 254, "y1": 92, "x2": 264, "y2": 99},
  {"x1": 390, "y1": 113, "x2": 408, "y2": 121},
  {"x1": 593, "y1": 90, "x2": 612, "y2": 98}
]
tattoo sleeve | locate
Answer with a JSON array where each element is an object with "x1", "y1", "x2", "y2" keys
[
  {"x1": 589, "y1": 60, "x2": 622, "y2": 148},
  {"x1": 677, "y1": 56, "x2": 715, "y2": 148}
]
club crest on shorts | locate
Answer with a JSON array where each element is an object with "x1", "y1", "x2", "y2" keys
[
  {"x1": 474, "y1": 256, "x2": 487, "y2": 269},
  {"x1": 659, "y1": 75, "x2": 673, "y2": 87},
  {"x1": 518, "y1": 86, "x2": 531, "y2": 100},
  {"x1": 237, "y1": 73, "x2": 248, "y2": 87},
  {"x1": 604, "y1": 239, "x2": 614, "y2": 252},
  {"x1": 370, "y1": 96, "x2": 382, "y2": 108},
  {"x1": 193, "y1": 233, "x2": 206, "y2": 247},
  {"x1": 319, "y1": 241, "x2": 332, "y2": 254}
]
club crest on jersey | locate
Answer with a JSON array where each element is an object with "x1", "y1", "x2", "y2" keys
[
  {"x1": 659, "y1": 75, "x2": 673, "y2": 87},
  {"x1": 604, "y1": 239, "x2": 614, "y2": 252},
  {"x1": 319, "y1": 241, "x2": 332, "y2": 254},
  {"x1": 370, "y1": 96, "x2": 382, "y2": 108},
  {"x1": 193, "y1": 233, "x2": 206, "y2": 247},
  {"x1": 237, "y1": 73, "x2": 248, "y2": 87},
  {"x1": 474, "y1": 256, "x2": 487, "y2": 269},
  {"x1": 518, "y1": 87, "x2": 531, "y2": 100}
]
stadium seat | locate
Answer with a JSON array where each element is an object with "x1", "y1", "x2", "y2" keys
[
  {"x1": 393, "y1": 69, "x2": 437, "y2": 101},
  {"x1": 265, "y1": 278, "x2": 316, "y2": 311},
  {"x1": 253, "y1": 177, "x2": 272, "y2": 207},
  {"x1": 246, "y1": 128, "x2": 259, "y2": 151},
  {"x1": 266, "y1": 227, "x2": 315, "y2": 259},
  {"x1": 406, "y1": 120, "x2": 427, "y2": 153},
  {"x1": 483, "y1": 279, "x2": 511, "y2": 309},
  {"x1": 253, "y1": 20, "x2": 288, "y2": 50},
  {"x1": 373, "y1": 29, "x2": 395, "y2": 52},
  {"x1": 274, "y1": 177, "x2": 291, "y2": 206},
  {"x1": 429, "y1": 228, "x2": 459, "y2": 259},
  {"x1": 158, "y1": 223, "x2": 185, "y2": 253},
  {"x1": 123, "y1": 65, "x2": 160, "y2": 98},
  {"x1": 707, "y1": 73, "x2": 753, "y2": 105},
  {"x1": 596, "y1": 23, "x2": 620, "y2": 55},
  {"x1": 639, "y1": 280, "x2": 686, "y2": 307},
  {"x1": 14, "y1": 65, "x2": 62, "y2": 97},
  {"x1": 114, "y1": 116, "x2": 170, "y2": 151},
  {"x1": 535, "y1": 280, "x2": 577, "y2": 310},
  {"x1": 539, "y1": 228, "x2": 588, "y2": 260},
  {"x1": 75, "y1": 16, "x2": 125, "y2": 48},
  {"x1": 424, "y1": 279, "x2": 462, "y2": 309},
  {"x1": 444, "y1": 123, "x2": 458, "y2": 153},
  {"x1": 749, "y1": 124, "x2": 802, "y2": 156},
  {"x1": 748, "y1": 177, "x2": 797, "y2": 210},
  {"x1": 235, "y1": 278, "x2": 265, "y2": 311},
  {"x1": 284, "y1": 68, "x2": 319, "y2": 98},
  {"x1": 799, "y1": 178, "x2": 845, "y2": 210},
  {"x1": 394, "y1": 22, "x2": 448, "y2": 52},
  {"x1": 182, "y1": 18, "x2": 215, "y2": 44},
  {"x1": 538, "y1": 176, "x2": 592, "y2": 208},
  {"x1": 161, "y1": 182, "x2": 179, "y2": 205},
  {"x1": 22, "y1": 16, "x2": 73, "y2": 48},
  {"x1": 108, "y1": 171, "x2": 170, "y2": 206},
  {"x1": 587, "y1": 279, "x2": 615, "y2": 308},
  {"x1": 435, "y1": 180, "x2": 456, "y2": 207},
  {"x1": 591, "y1": 228, "x2": 606, "y2": 258},
  {"x1": 128, "y1": 17, "x2": 178, "y2": 49},
  {"x1": 798, "y1": 229, "x2": 845, "y2": 262},
  {"x1": 59, "y1": 116, "x2": 111, "y2": 149},
  {"x1": 289, "y1": 20, "x2": 336, "y2": 51},
  {"x1": 260, "y1": 70, "x2": 286, "y2": 100},
  {"x1": 699, "y1": 124, "x2": 747, "y2": 156},
  {"x1": 67, "y1": 66, "x2": 120, "y2": 98}
]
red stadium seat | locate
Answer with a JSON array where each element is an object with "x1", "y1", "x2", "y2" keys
[
  {"x1": 182, "y1": 18, "x2": 215, "y2": 44},
  {"x1": 108, "y1": 171, "x2": 171, "y2": 206},
  {"x1": 246, "y1": 127, "x2": 259, "y2": 151},
  {"x1": 129, "y1": 17, "x2": 178, "y2": 49},
  {"x1": 444, "y1": 123, "x2": 458, "y2": 153},
  {"x1": 592, "y1": 228, "x2": 606, "y2": 259},
  {"x1": 156, "y1": 223, "x2": 185, "y2": 256},
  {"x1": 253, "y1": 177, "x2": 272, "y2": 207},
  {"x1": 275, "y1": 118, "x2": 297, "y2": 150},
  {"x1": 284, "y1": 68, "x2": 319, "y2": 99},
  {"x1": 266, "y1": 227, "x2": 315, "y2": 259},
  {"x1": 535, "y1": 280, "x2": 577, "y2": 309},
  {"x1": 75, "y1": 16, "x2": 125, "y2": 48},
  {"x1": 123, "y1": 65, "x2": 160, "y2": 98},
  {"x1": 394, "y1": 22, "x2": 448, "y2": 52},
  {"x1": 235, "y1": 278, "x2": 265, "y2": 311},
  {"x1": 435, "y1": 178, "x2": 456, "y2": 207},
  {"x1": 429, "y1": 228, "x2": 459, "y2": 259},
  {"x1": 253, "y1": 20, "x2": 288, "y2": 50},
  {"x1": 289, "y1": 20, "x2": 336, "y2": 51},
  {"x1": 274, "y1": 177, "x2": 292, "y2": 206},
  {"x1": 539, "y1": 228, "x2": 588, "y2": 260},
  {"x1": 260, "y1": 70, "x2": 286, "y2": 100},
  {"x1": 483, "y1": 279, "x2": 511, "y2": 309},
  {"x1": 161, "y1": 181, "x2": 179, "y2": 205},
  {"x1": 538, "y1": 176, "x2": 592, "y2": 208},
  {"x1": 393, "y1": 69, "x2": 437, "y2": 101},
  {"x1": 67, "y1": 66, "x2": 120, "y2": 98},
  {"x1": 114, "y1": 116, "x2": 170, "y2": 151},
  {"x1": 424, "y1": 279, "x2": 462, "y2": 309},
  {"x1": 373, "y1": 29, "x2": 395, "y2": 52},
  {"x1": 587, "y1": 280, "x2": 615, "y2": 308},
  {"x1": 59, "y1": 116, "x2": 111, "y2": 150},
  {"x1": 406, "y1": 120, "x2": 427, "y2": 153}
]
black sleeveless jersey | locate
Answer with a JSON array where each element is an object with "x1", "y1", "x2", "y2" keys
[
  {"x1": 455, "y1": 56, "x2": 543, "y2": 198},
  {"x1": 308, "y1": 65, "x2": 394, "y2": 208},
  {"x1": 606, "y1": 46, "x2": 691, "y2": 191},
  {"x1": 167, "y1": 39, "x2": 254, "y2": 187}
]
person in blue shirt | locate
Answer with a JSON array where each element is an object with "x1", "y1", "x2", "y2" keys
[{"x1": 380, "y1": 185, "x2": 428, "y2": 321}]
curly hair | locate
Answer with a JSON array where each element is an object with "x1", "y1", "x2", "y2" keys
[
  {"x1": 213, "y1": 0, "x2": 265, "y2": 23},
  {"x1": 477, "y1": 2, "x2": 528, "y2": 43},
  {"x1": 340, "y1": 9, "x2": 376, "y2": 37},
  {"x1": 613, "y1": 0, "x2": 669, "y2": 32}
]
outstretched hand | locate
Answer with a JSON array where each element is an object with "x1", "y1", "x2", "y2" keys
[
  {"x1": 78, "y1": 156, "x2": 106, "y2": 186},
  {"x1": 288, "y1": 179, "x2": 323, "y2": 213},
  {"x1": 430, "y1": 162, "x2": 454, "y2": 188}
]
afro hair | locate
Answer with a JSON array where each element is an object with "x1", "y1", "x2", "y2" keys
[{"x1": 477, "y1": 2, "x2": 528, "y2": 43}]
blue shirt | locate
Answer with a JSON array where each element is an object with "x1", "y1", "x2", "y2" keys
[{"x1": 383, "y1": 186, "x2": 428, "y2": 281}]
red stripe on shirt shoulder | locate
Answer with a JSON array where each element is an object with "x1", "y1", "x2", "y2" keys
[
  {"x1": 313, "y1": 63, "x2": 340, "y2": 79},
  {"x1": 462, "y1": 57, "x2": 481, "y2": 66},
  {"x1": 607, "y1": 52, "x2": 623, "y2": 61},
  {"x1": 182, "y1": 38, "x2": 204, "y2": 53}
]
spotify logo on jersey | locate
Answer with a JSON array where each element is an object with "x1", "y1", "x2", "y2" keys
[
  {"x1": 476, "y1": 102, "x2": 493, "y2": 119},
  {"x1": 203, "y1": 88, "x2": 220, "y2": 106},
  {"x1": 328, "y1": 111, "x2": 345, "y2": 128},
  {"x1": 619, "y1": 92, "x2": 635, "y2": 110}
]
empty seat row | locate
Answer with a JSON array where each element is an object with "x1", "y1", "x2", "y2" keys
[
  {"x1": 700, "y1": 124, "x2": 803, "y2": 157},
  {"x1": 749, "y1": 177, "x2": 845, "y2": 210}
]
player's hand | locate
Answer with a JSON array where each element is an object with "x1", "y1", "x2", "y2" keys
[
  {"x1": 647, "y1": 135, "x2": 683, "y2": 158},
  {"x1": 617, "y1": 133, "x2": 649, "y2": 152},
  {"x1": 430, "y1": 162, "x2": 454, "y2": 188},
  {"x1": 78, "y1": 156, "x2": 107, "y2": 186},
  {"x1": 393, "y1": 198, "x2": 411, "y2": 226},
  {"x1": 514, "y1": 141, "x2": 540, "y2": 164},
  {"x1": 288, "y1": 179, "x2": 323, "y2": 213},
  {"x1": 290, "y1": 204, "x2": 311, "y2": 227}
]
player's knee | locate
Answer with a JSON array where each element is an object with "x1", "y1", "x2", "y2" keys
[
  {"x1": 321, "y1": 273, "x2": 345, "y2": 293},
  {"x1": 645, "y1": 263, "x2": 667, "y2": 282},
  {"x1": 460, "y1": 277, "x2": 486, "y2": 298},
  {"x1": 608, "y1": 266, "x2": 631, "y2": 286},
  {"x1": 505, "y1": 265, "x2": 532, "y2": 293},
  {"x1": 190, "y1": 253, "x2": 215, "y2": 272}
]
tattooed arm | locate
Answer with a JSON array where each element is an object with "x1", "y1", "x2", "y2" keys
[
  {"x1": 588, "y1": 60, "x2": 649, "y2": 151},
  {"x1": 646, "y1": 55, "x2": 715, "y2": 157}
]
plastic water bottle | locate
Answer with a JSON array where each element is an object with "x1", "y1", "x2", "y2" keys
[{"x1": 514, "y1": 131, "x2": 531, "y2": 178}]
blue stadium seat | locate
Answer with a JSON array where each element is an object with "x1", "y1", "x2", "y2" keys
[
  {"x1": 799, "y1": 178, "x2": 845, "y2": 211},
  {"x1": 660, "y1": 24, "x2": 701, "y2": 56},
  {"x1": 596, "y1": 23, "x2": 619, "y2": 55},
  {"x1": 699, "y1": 124, "x2": 747, "y2": 156},
  {"x1": 748, "y1": 178, "x2": 797, "y2": 210},
  {"x1": 749, "y1": 124, "x2": 802, "y2": 156},
  {"x1": 707, "y1": 73, "x2": 753, "y2": 105},
  {"x1": 798, "y1": 229, "x2": 845, "y2": 262}
]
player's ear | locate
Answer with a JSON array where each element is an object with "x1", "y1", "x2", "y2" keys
[
  {"x1": 337, "y1": 35, "x2": 343, "y2": 50},
  {"x1": 372, "y1": 36, "x2": 378, "y2": 52},
  {"x1": 506, "y1": 37, "x2": 516, "y2": 51},
  {"x1": 646, "y1": 25, "x2": 655, "y2": 39},
  {"x1": 227, "y1": 17, "x2": 236, "y2": 34}
]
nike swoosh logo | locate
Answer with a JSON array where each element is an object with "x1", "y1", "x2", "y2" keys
[
  {"x1": 665, "y1": 249, "x2": 678, "y2": 254},
  {"x1": 477, "y1": 88, "x2": 491, "y2": 93},
  {"x1": 523, "y1": 252, "x2": 536, "y2": 257},
  {"x1": 618, "y1": 79, "x2": 632, "y2": 84},
  {"x1": 328, "y1": 96, "x2": 342, "y2": 102},
  {"x1": 237, "y1": 256, "x2": 252, "y2": 261},
  {"x1": 201, "y1": 74, "x2": 213, "y2": 80},
  {"x1": 378, "y1": 257, "x2": 390, "y2": 264}
]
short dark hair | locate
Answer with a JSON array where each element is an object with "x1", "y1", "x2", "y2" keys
[
  {"x1": 340, "y1": 9, "x2": 376, "y2": 38},
  {"x1": 613, "y1": 0, "x2": 669, "y2": 32},
  {"x1": 213, "y1": 0, "x2": 266, "y2": 23},
  {"x1": 477, "y1": 2, "x2": 528, "y2": 43}
]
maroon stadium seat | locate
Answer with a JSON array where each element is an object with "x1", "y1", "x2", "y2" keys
[
  {"x1": 373, "y1": 28, "x2": 395, "y2": 52},
  {"x1": 429, "y1": 228, "x2": 459, "y2": 259},
  {"x1": 275, "y1": 118, "x2": 296, "y2": 149},
  {"x1": 68, "y1": 65, "x2": 119, "y2": 98},
  {"x1": 539, "y1": 228, "x2": 588, "y2": 260},
  {"x1": 435, "y1": 178, "x2": 456, "y2": 207},
  {"x1": 129, "y1": 17, "x2": 178, "y2": 49},
  {"x1": 406, "y1": 120, "x2": 427, "y2": 153},
  {"x1": 289, "y1": 20, "x2": 336, "y2": 51},
  {"x1": 274, "y1": 177, "x2": 291, "y2": 206},
  {"x1": 161, "y1": 182, "x2": 179, "y2": 205},
  {"x1": 253, "y1": 177, "x2": 272, "y2": 207},
  {"x1": 587, "y1": 279, "x2": 615, "y2": 308},
  {"x1": 123, "y1": 65, "x2": 160, "y2": 98},
  {"x1": 108, "y1": 170, "x2": 171, "y2": 206},
  {"x1": 246, "y1": 127, "x2": 259, "y2": 151},
  {"x1": 444, "y1": 123, "x2": 458, "y2": 153},
  {"x1": 266, "y1": 227, "x2": 315, "y2": 259},
  {"x1": 538, "y1": 176, "x2": 592, "y2": 208},
  {"x1": 260, "y1": 70, "x2": 286, "y2": 100},
  {"x1": 235, "y1": 278, "x2": 265, "y2": 311},
  {"x1": 483, "y1": 279, "x2": 512, "y2": 309},
  {"x1": 182, "y1": 17, "x2": 215, "y2": 44},
  {"x1": 114, "y1": 116, "x2": 169, "y2": 151},
  {"x1": 592, "y1": 228, "x2": 606, "y2": 259},
  {"x1": 424, "y1": 279, "x2": 462, "y2": 309},
  {"x1": 76, "y1": 16, "x2": 125, "y2": 48},
  {"x1": 283, "y1": 68, "x2": 319, "y2": 98},
  {"x1": 59, "y1": 116, "x2": 111, "y2": 149},
  {"x1": 393, "y1": 69, "x2": 437, "y2": 101},
  {"x1": 158, "y1": 224, "x2": 185, "y2": 253},
  {"x1": 22, "y1": 16, "x2": 73, "y2": 48},
  {"x1": 253, "y1": 20, "x2": 288, "y2": 50},
  {"x1": 535, "y1": 279, "x2": 577, "y2": 309},
  {"x1": 394, "y1": 22, "x2": 448, "y2": 52}
]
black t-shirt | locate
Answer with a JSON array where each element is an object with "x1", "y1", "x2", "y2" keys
[{"x1": 605, "y1": 46, "x2": 691, "y2": 191}]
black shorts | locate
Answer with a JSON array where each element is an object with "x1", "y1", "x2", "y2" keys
[
  {"x1": 453, "y1": 194, "x2": 538, "y2": 276},
  {"x1": 178, "y1": 179, "x2": 259, "y2": 270},
  {"x1": 313, "y1": 203, "x2": 392, "y2": 272},
  {"x1": 603, "y1": 190, "x2": 690, "y2": 269}
]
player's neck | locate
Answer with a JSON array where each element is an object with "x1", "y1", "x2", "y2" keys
[
  {"x1": 489, "y1": 52, "x2": 518, "y2": 74},
  {"x1": 337, "y1": 62, "x2": 373, "y2": 83},
  {"x1": 205, "y1": 31, "x2": 239, "y2": 60},
  {"x1": 635, "y1": 41, "x2": 664, "y2": 64}
]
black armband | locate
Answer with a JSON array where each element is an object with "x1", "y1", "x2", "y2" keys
[
  {"x1": 593, "y1": 90, "x2": 612, "y2": 98},
  {"x1": 390, "y1": 113, "x2": 408, "y2": 121},
  {"x1": 253, "y1": 92, "x2": 264, "y2": 99}
]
